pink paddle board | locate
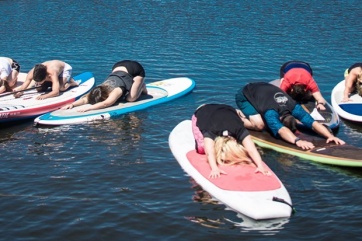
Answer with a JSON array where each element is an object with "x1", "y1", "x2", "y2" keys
[{"x1": 169, "y1": 120, "x2": 293, "y2": 220}]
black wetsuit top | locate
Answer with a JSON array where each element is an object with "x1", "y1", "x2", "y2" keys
[
  {"x1": 242, "y1": 82, "x2": 297, "y2": 117},
  {"x1": 103, "y1": 60, "x2": 145, "y2": 97},
  {"x1": 194, "y1": 104, "x2": 249, "y2": 142},
  {"x1": 103, "y1": 71, "x2": 134, "y2": 93}
]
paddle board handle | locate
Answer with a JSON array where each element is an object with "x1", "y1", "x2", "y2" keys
[{"x1": 273, "y1": 196, "x2": 296, "y2": 214}]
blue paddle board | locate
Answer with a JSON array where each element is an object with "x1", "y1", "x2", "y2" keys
[{"x1": 34, "y1": 77, "x2": 195, "y2": 125}]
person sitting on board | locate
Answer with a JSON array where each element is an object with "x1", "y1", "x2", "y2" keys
[
  {"x1": 235, "y1": 82, "x2": 345, "y2": 150},
  {"x1": 13, "y1": 60, "x2": 79, "y2": 100},
  {"x1": 342, "y1": 63, "x2": 362, "y2": 102},
  {"x1": 61, "y1": 60, "x2": 148, "y2": 112},
  {"x1": 279, "y1": 60, "x2": 327, "y2": 110},
  {"x1": 0, "y1": 57, "x2": 21, "y2": 94},
  {"x1": 192, "y1": 103, "x2": 271, "y2": 179}
]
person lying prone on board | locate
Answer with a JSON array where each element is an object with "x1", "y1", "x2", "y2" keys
[
  {"x1": 279, "y1": 60, "x2": 327, "y2": 110},
  {"x1": 342, "y1": 63, "x2": 362, "y2": 102},
  {"x1": 13, "y1": 60, "x2": 79, "y2": 100},
  {"x1": 192, "y1": 103, "x2": 272, "y2": 179},
  {"x1": 0, "y1": 57, "x2": 21, "y2": 94},
  {"x1": 235, "y1": 82, "x2": 345, "y2": 150},
  {"x1": 61, "y1": 60, "x2": 148, "y2": 112}
]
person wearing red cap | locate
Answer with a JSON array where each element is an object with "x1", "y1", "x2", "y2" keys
[{"x1": 279, "y1": 61, "x2": 327, "y2": 110}]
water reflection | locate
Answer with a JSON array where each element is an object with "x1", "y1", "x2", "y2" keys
[
  {"x1": 27, "y1": 113, "x2": 147, "y2": 167},
  {"x1": 187, "y1": 178, "x2": 290, "y2": 233}
]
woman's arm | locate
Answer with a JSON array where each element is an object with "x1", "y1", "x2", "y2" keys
[
  {"x1": 343, "y1": 72, "x2": 357, "y2": 102},
  {"x1": 204, "y1": 137, "x2": 226, "y2": 179},
  {"x1": 241, "y1": 135, "x2": 270, "y2": 175},
  {"x1": 78, "y1": 88, "x2": 123, "y2": 112},
  {"x1": 61, "y1": 95, "x2": 89, "y2": 109}
]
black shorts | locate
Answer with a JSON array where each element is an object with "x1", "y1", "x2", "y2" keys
[{"x1": 11, "y1": 59, "x2": 20, "y2": 72}]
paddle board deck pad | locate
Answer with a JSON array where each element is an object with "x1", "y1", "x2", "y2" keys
[
  {"x1": 0, "y1": 72, "x2": 95, "y2": 123},
  {"x1": 249, "y1": 129, "x2": 362, "y2": 167},
  {"x1": 169, "y1": 120, "x2": 293, "y2": 220},
  {"x1": 34, "y1": 77, "x2": 195, "y2": 126},
  {"x1": 270, "y1": 79, "x2": 340, "y2": 129},
  {"x1": 331, "y1": 80, "x2": 362, "y2": 122}
]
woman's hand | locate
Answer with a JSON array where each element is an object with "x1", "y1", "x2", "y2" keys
[
  {"x1": 255, "y1": 166, "x2": 272, "y2": 176},
  {"x1": 208, "y1": 167, "x2": 227, "y2": 179},
  {"x1": 61, "y1": 104, "x2": 74, "y2": 110}
]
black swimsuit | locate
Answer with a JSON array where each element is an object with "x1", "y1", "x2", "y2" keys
[{"x1": 103, "y1": 71, "x2": 134, "y2": 97}]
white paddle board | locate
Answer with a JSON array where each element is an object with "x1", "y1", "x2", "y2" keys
[
  {"x1": 169, "y1": 120, "x2": 293, "y2": 220},
  {"x1": 34, "y1": 77, "x2": 195, "y2": 125},
  {"x1": 331, "y1": 79, "x2": 362, "y2": 122},
  {"x1": 0, "y1": 72, "x2": 95, "y2": 124}
]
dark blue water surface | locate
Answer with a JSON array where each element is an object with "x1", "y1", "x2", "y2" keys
[{"x1": 1, "y1": 1, "x2": 362, "y2": 240}]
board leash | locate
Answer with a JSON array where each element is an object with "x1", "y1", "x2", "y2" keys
[{"x1": 272, "y1": 196, "x2": 296, "y2": 214}]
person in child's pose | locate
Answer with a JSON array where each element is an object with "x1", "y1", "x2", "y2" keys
[
  {"x1": 192, "y1": 103, "x2": 271, "y2": 179},
  {"x1": 14, "y1": 60, "x2": 78, "y2": 100},
  {"x1": 61, "y1": 60, "x2": 147, "y2": 112},
  {"x1": 279, "y1": 60, "x2": 327, "y2": 110}
]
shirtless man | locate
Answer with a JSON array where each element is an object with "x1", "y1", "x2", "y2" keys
[{"x1": 14, "y1": 60, "x2": 79, "y2": 100}]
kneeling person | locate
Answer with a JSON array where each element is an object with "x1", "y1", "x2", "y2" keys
[
  {"x1": 62, "y1": 60, "x2": 147, "y2": 112},
  {"x1": 192, "y1": 103, "x2": 271, "y2": 179}
]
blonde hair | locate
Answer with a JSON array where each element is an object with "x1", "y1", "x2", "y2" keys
[{"x1": 214, "y1": 136, "x2": 253, "y2": 166}]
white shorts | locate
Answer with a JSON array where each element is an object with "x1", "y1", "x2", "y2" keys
[
  {"x1": 59, "y1": 63, "x2": 72, "y2": 82},
  {"x1": 0, "y1": 57, "x2": 12, "y2": 80}
]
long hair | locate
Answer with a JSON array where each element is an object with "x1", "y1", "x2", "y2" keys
[
  {"x1": 87, "y1": 85, "x2": 111, "y2": 104},
  {"x1": 214, "y1": 136, "x2": 252, "y2": 166}
]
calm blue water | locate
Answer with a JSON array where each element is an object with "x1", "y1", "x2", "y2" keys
[{"x1": 1, "y1": 0, "x2": 362, "y2": 240}]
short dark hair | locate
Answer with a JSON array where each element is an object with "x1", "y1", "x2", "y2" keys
[
  {"x1": 288, "y1": 84, "x2": 312, "y2": 102},
  {"x1": 33, "y1": 64, "x2": 47, "y2": 82},
  {"x1": 281, "y1": 114, "x2": 297, "y2": 132},
  {"x1": 87, "y1": 86, "x2": 110, "y2": 104}
]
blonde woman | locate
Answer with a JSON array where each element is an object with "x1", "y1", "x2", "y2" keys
[
  {"x1": 191, "y1": 104, "x2": 270, "y2": 179},
  {"x1": 342, "y1": 63, "x2": 362, "y2": 102}
]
